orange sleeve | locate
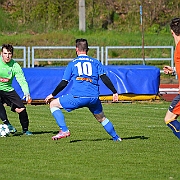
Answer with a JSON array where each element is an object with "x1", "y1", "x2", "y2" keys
[{"x1": 174, "y1": 42, "x2": 180, "y2": 88}]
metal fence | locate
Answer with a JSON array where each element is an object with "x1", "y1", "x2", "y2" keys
[
  {"x1": 105, "y1": 46, "x2": 174, "y2": 67},
  {"x1": 31, "y1": 46, "x2": 100, "y2": 68},
  {"x1": 13, "y1": 46, "x2": 174, "y2": 69},
  {"x1": 13, "y1": 46, "x2": 27, "y2": 68}
]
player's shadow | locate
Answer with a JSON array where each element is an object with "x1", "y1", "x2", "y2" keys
[
  {"x1": 32, "y1": 131, "x2": 54, "y2": 135},
  {"x1": 69, "y1": 135, "x2": 149, "y2": 143},
  {"x1": 11, "y1": 130, "x2": 54, "y2": 136},
  {"x1": 10, "y1": 131, "x2": 149, "y2": 141},
  {"x1": 121, "y1": 135, "x2": 149, "y2": 140}
]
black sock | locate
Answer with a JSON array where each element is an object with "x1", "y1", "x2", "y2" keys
[
  {"x1": 167, "y1": 120, "x2": 180, "y2": 139},
  {"x1": 19, "y1": 109, "x2": 29, "y2": 132},
  {"x1": 0, "y1": 101, "x2": 10, "y2": 125}
]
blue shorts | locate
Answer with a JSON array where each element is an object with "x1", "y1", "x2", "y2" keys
[{"x1": 59, "y1": 94, "x2": 103, "y2": 114}]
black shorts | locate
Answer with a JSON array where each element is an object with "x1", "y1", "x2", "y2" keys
[
  {"x1": 0, "y1": 90, "x2": 25, "y2": 112},
  {"x1": 168, "y1": 94, "x2": 180, "y2": 115}
]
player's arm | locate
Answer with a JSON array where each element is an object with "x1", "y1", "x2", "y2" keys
[
  {"x1": 52, "y1": 80, "x2": 68, "y2": 96},
  {"x1": 14, "y1": 63, "x2": 32, "y2": 103},
  {"x1": 175, "y1": 48, "x2": 180, "y2": 93},
  {"x1": 45, "y1": 80, "x2": 68, "y2": 103},
  {"x1": 100, "y1": 74, "x2": 118, "y2": 102}
]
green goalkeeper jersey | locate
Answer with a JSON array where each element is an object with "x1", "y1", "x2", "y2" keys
[{"x1": 0, "y1": 56, "x2": 29, "y2": 95}]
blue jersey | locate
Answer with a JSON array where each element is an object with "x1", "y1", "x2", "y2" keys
[{"x1": 62, "y1": 55, "x2": 105, "y2": 97}]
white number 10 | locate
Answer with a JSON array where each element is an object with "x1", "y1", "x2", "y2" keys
[{"x1": 75, "y1": 62, "x2": 92, "y2": 76}]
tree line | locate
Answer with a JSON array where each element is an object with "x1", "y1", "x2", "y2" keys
[{"x1": 0, "y1": 0, "x2": 179, "y2": 33}]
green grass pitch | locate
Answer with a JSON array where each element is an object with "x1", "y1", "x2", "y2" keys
[{"x1": 0, "y1": 101, "x2": 179, "y2": 180}]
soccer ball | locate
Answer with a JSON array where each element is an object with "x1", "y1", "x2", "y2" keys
[{"x1": 0, "y1": 124, "x2": 10, "y2": 137}]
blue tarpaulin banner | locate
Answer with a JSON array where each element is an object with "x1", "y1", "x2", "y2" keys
[{"x1": 12, "y1": 65, "x2": 160, "y2": 100}]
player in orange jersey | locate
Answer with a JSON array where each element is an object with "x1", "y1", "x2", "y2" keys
[{"x1": 163, "y1": 18, "x2": 180, "y2": 140}]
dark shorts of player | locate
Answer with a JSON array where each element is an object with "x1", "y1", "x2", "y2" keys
[
  {"x1": 59, "y1": 94, "x2": 103, "y2": 114},
  {"x1": 0, "y1": 90, "x2": 25, "y2": 112},
  {"x1": 168, "y1": 94, "x2": 180, "y2": 115}
]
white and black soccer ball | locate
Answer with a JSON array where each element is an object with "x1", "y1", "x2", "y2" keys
[{"x1": 0, "y1": 124, "x2": 10, "y2": 137}]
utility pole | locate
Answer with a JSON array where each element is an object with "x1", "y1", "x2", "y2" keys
[
  {"x1": 79, "y1": 0, "x2": 86, "y2": 32},
  {"x1": 140, "y1": 1, "x2": 145, "y2": 65}
]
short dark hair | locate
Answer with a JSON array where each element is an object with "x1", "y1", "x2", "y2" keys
[
  {"x1": 76, "y1": 38, "x2": 89, "y2": 52},
  {"x1": 170, "y1": 17, "x2": 180, "y2": 36},
  {"x1": 1, "y1": 44, "x2": 14, "y2": 55}
]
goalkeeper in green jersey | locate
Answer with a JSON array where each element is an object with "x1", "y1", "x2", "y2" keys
[{"x1": 0, "y1": 44, "x2": 32, "y2": 135}]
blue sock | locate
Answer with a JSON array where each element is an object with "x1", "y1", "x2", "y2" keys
[
  {"x1": 167, "y1": 120, "x2": 180, "y2": 139},
  {"x1": 101, "y1": 118, "x2": 120, "y2": 140},
  {"x1": 50, "y1": 107, "x2": 68, "y2": 132}
]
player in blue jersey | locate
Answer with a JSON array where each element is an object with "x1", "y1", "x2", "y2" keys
[{"x1": 45, "y1": 38, "x2": 121, "y2": 141}]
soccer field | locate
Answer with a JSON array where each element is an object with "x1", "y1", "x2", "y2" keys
[{"x1": 0, "y1": 102, "x2": 179, "y2": 180}]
